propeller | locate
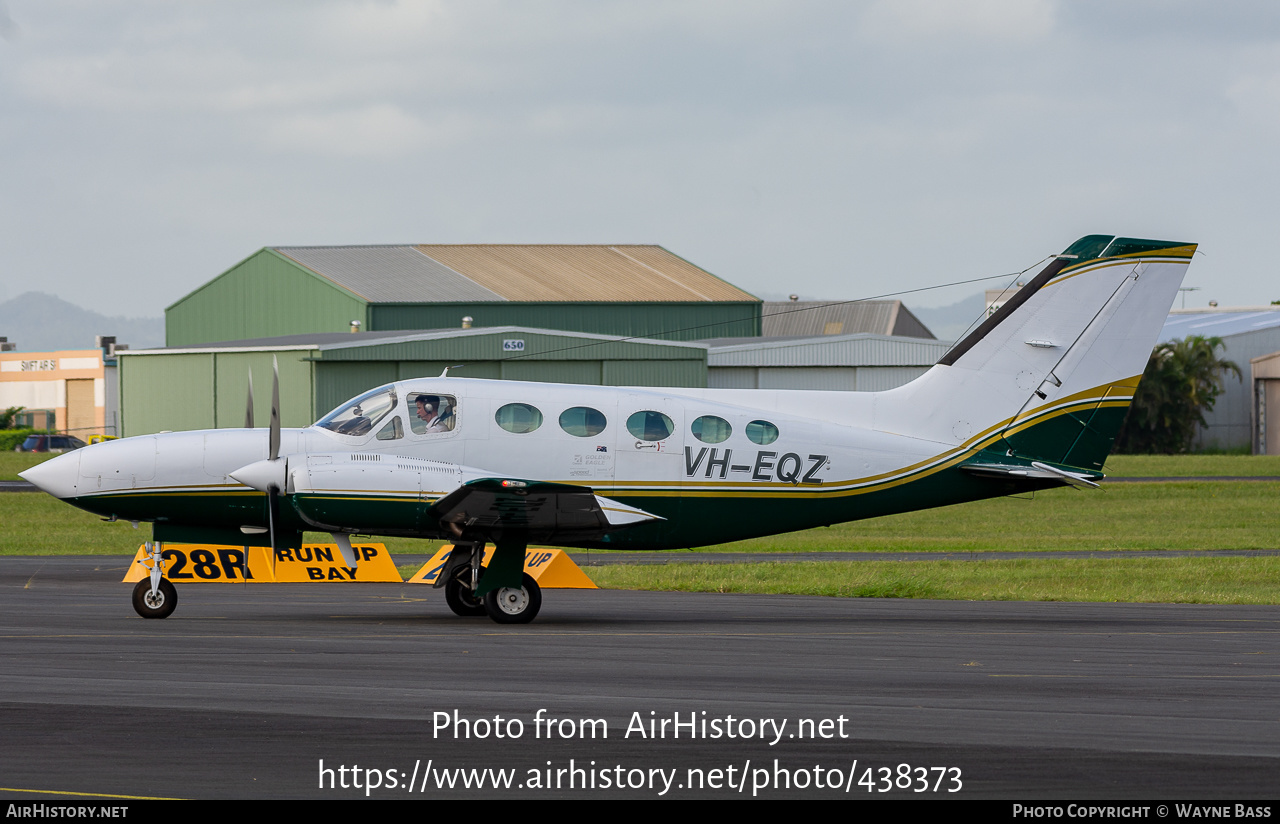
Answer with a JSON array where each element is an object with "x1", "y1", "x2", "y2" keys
[
  {"x1": 266, "y1": 357, "x2": 282, "y2": 570},
  {"x1": 229, "y1": 358, "x2": 361, "y2": 570},
  {"x1": 229, "y1": 358, "x2": 287, "y2": 565},
  {"x1": 241, "y1": 368, "x2": 254, "y2": 581},
  {"x1": 268, "y1": 356, "x2": 280, "y2": 463},
  {"x1": 244, "y1": 370, "x2": 254, "y2": 429}
]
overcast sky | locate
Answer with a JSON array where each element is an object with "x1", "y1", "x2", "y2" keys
[{"x1": 2, "y1": 0, "x2": 1278, "y2": 318}]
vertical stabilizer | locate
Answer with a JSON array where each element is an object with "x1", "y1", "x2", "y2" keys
[{"x1": 875, "y1": 236, "x2": 1195, "y2": 470}]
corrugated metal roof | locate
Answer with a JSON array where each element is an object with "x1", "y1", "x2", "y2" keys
[
  {"x1": 707, "y1": 333, "x2": 951, "y2": 368},
  {"x1": 1160, "y1": 309, "x2": 1280, "y2": 342},
  {"x1": 416, "y1": 245, "x2": 755, "y2": 303},
  {"x1": 761, "y1": 300, "x2": 934, "y2": 339},
  {"x1": 274, "y1": 245, "x2": 505, "y2": 303},
  {"x1": 270, "y1": 244, "x2": 756, "y2": 305}
]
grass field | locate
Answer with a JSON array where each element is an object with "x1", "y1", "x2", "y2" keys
[
  {"x1": 4, "y1": 480, "x2": 1277, "y2": 556},
  {"x1": 5, "y1": 451, "x2": 1278, "y2": 603},
  {"x1": 1, "y1": 452, "x2": 54, "y2": 481},
  {"x1": 1101, "y1": 454, "x2": 1280, "y2": 477},
  {"x1": 588, "y1": 556, "x2": 1280, "y2": 604}
]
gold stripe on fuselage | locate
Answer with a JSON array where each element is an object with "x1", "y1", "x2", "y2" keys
[{"x1": 69, "y1": 379, "x2": 1134, "y2": 505}]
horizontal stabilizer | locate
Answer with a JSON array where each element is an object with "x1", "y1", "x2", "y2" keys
[{"x1": 961, "y1": 460, "x2": 1102, "y2": 489}]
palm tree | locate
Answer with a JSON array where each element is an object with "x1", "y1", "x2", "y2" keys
[{"x1": 1115, "y1": 336, "x2": 1240, "y2": 453}]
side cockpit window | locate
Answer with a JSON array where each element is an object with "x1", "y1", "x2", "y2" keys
[
  {"x1": 316, "y1": 386, "x2": 398, "y2": 437},
  {"x1": 409, "y1": 393, "x2": 458, "y2": 435},
  {"x1": 376, "y1": 417, "x2": 403, "y2": 441}
]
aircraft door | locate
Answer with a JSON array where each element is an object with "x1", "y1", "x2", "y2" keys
[{"x1": 615, "y1": 395, "x2": 685, "y2": 488}]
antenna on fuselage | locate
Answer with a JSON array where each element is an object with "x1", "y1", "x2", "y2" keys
[{"x1": 439, "y1": 365, "x2": 463, "y2": 378}]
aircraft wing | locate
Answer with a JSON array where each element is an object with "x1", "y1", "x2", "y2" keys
[{"x1": 427, "y1": 477, "x2": 663, "y2": 542}]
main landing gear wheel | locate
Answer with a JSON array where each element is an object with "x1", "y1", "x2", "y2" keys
[
  {"x1": 132, "y1": 579, "x2": 177, "y2": 619},
  {"x1": 483, "y1": 573, "x2": 541, "y2": 624},
  {"x1": 444, "y1": 569, "x2": 488, "y2": 617}
]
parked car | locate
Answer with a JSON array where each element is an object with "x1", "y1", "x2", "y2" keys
[{"x1": 16, "y1": 434, "x2": 87, "y2": 453}]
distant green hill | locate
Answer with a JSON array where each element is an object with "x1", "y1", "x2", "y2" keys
[
  {"x1": 0, "y1": 292, "x2": 163, "y2": 352},
  {"x1": 909, "y1": 292, "x2": 987, "y2": 343}
]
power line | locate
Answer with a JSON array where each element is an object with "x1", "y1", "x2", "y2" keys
[{"x1": 496, "y1": 255, "x2": 1053, "y2": 363}]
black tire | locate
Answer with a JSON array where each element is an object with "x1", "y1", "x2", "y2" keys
[
  {"x1": 132, "y1": 578, "x2": 177, "y2": 619},
  {"x1": 444, "y1": 569, "x2": 487, "y2": 617},
  {"x1": 483, "y1": 573, "x2": 541, "y2": 624}
]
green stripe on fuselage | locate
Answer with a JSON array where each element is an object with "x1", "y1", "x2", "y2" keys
[{"x1": 57, "y1": 406, "x2": 1114, "y2": 551}]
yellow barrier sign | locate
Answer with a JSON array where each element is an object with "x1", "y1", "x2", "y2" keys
[
  {"x1": 123, "y1": 543, "x2": 402, "y2": 583},
  {"x1": 407, "y1": 545, "x2": 597, "y2": 589}
]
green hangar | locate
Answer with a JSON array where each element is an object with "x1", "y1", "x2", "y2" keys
[{"x1": 165, "y1": 244, "x2": 760, "y2": 347}]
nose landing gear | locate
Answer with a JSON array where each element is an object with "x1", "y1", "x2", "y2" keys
[{"x1": 132, "y1": 578, "x2": 177, "y2": 619}]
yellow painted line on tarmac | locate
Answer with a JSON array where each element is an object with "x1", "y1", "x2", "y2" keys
[{"x1": 0, "y1": 786, "x2": 183, "y2": 800}]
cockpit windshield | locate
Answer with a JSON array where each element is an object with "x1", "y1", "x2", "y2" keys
[{"x1": 315, "y1": 386, "x2": 398, "y2": 437}]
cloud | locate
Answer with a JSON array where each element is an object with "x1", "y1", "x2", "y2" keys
[
  {"x1": 310, "y1": 0, "x2": 450, "y2": 55},
  {"x1": 260, "y1": 103, "x2": 444, "y2": 157},
  {"x1": 860, "y1": 0, "x2": 1056, "y2": 45},
  {"x1": 1226, "y1": 51, "x2": 1280, "y2": 132}
]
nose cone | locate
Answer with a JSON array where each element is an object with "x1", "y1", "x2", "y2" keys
[
  {"x1": 19, "y1": 451, "x2": 82, "y2": 499},
  {"x1": 229, "y1": 457, "x2": 287, "y2": 493}
]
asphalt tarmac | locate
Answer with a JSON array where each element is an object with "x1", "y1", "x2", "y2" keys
[{"x1": 0, "y1": 556, "x2": 1276, "y2": 800}]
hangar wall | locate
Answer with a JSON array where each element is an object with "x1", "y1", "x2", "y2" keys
[
  {"x1": 370, "y1": 302, "x2": 758, "y2": 342},
  {"x1": 166, "y1": 251, "x2": 368, "y2": 347},
  {"x1": 118, "y1": 328, "x2": 707, "y2": 436},
  {"x1": 1161, "y1": 309, "x2": 1280, "y2": 450},
  {"x1": 119, "y1": 349, "x2": 316, "y2": 436}
]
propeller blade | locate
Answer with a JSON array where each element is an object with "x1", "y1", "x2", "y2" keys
[
  {"x1": 331, "y1": 532, "x2": 359, "y2": 568},
  {"x1": 244, "y1": 370, "x2": 254, "y2": 429},
  {"x1": 269, "y1": 355, "x2": 280, "y2": 462},
  {"x1": 267, "y1": 482, "x2": 281, "y2": 562}
]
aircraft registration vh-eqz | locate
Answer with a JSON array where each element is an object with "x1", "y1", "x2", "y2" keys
[{"x1": 23, "y1": 235, "x2": 1195, "y2": 624}]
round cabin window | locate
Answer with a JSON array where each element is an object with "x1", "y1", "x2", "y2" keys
[
  {"x1": 559, "y1": 406, "x2": 607, "y2": 437},
  {"x1": 745, "y1": 420, "x2": 779, "y2": 445},
  {"x1": 495, "y1": 403, "x2": 544, "y2": 434},
  {"x1": 626, "y1": 410, "x2": 675, "y2": 441},
  {"x1": 691, "y1": 415, "x2": 732, "y2": 444}
]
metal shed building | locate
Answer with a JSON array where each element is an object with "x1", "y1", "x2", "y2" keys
[
  {"x1": 165, "y1": 245, "x2": 760, "y2": 347},
  {"x1": 705, "y1": 333, "x2": 953, "y2": 391},
  {"x1": 117, "y1": 327, "x2": 708, "y2": 436},
  {"x1": 1160, "y1": 307, "x2": 1280, "y2": 450},
  {"x1": 760, "y1": 300, "x2": 935, "y2": 339}
]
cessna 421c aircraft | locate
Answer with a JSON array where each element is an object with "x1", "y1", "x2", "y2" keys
[{"x1": 22, "y1": 234, "x2": 1194, "y2": 624}]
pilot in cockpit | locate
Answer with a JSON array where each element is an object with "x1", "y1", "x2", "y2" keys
[{"x1": 412, "y1": 394, "x2": 455, "y2": 434}]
